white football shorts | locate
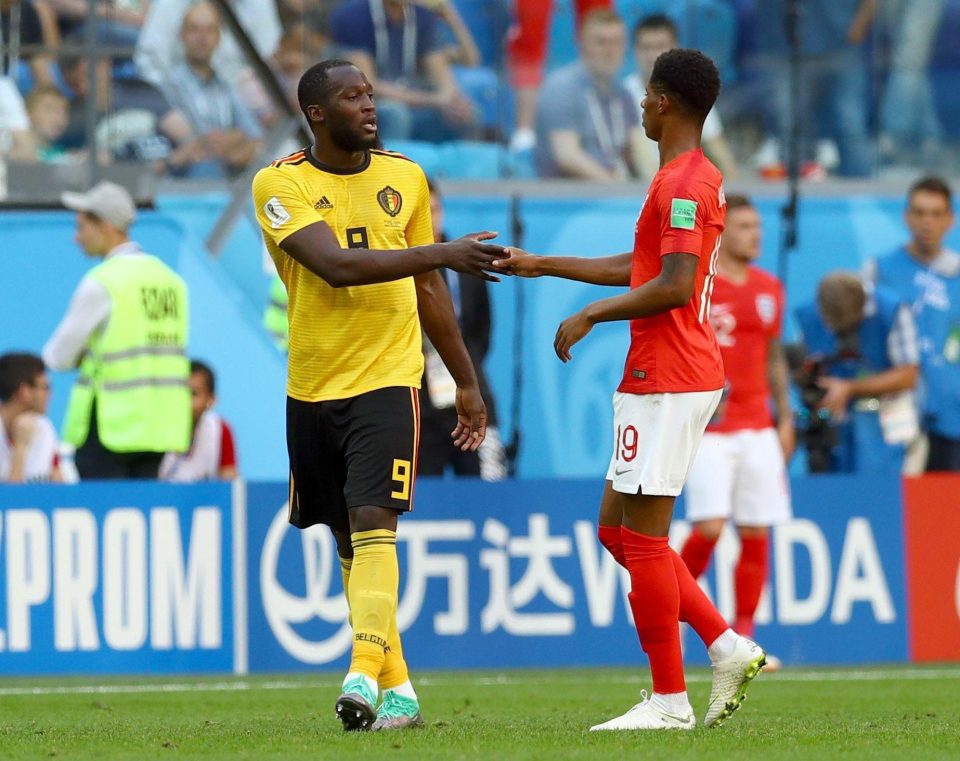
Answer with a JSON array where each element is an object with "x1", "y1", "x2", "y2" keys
[
  {"x1": 606, "y1": 389, "x2": 722, "y2": 497},
  {"x1": 683, "y1": 427, "x2": 792, "y2": 525}
]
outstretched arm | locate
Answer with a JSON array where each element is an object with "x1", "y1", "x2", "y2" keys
[
  {"x1": 415, "y1": 271, "x2": 486, "y2": 450},
  {"x1": 554, "y1": 253, "x2": 697, "y2": 361},
  {"x1": 493, "y1": 248, "x2": 632, "y2": 286},
  {"x1": 280, "y1": 221, "x2": 504, "y2": 286}
]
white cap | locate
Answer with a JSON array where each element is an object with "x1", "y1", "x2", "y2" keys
[{"x1": 61, "y1": 181, "x2": 137, "y2": 231}]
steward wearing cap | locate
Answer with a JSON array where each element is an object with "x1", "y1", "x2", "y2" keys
[{"x1": 42, "y1": 181, "x2": 191, "y2": 479}]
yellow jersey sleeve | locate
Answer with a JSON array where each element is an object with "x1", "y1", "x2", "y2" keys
[
  {"x1": 252, "y1": 166, "x2": 319, "y2": 247},
  {"x1": 405, "y1": 169, "x2": 435, "y2": 248}
]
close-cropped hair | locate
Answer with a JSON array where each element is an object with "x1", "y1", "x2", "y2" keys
[
  {"x1": 649, "y1": 48, "x2": 720, "y2": 121},
  {"x1": 297, "y1": 58, "x2": 356, "y2": 117},
  {"x1": 908, "y1": 176, "x2": 953, "y2": 207},
  {"x1": 0, "y1": 353, "x2": 45, "y2": 403},
  {"x1": 725, "y1": 194, "x2": 753, "y2": 213},
  {"x1": 633, "y1": 13, "x2": 678, "y2": 43}
]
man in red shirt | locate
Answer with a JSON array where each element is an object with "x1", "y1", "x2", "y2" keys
[
  {"x1": 495, "y1": 49, "x2": 765, "y2": 730},
  {"x1": 680, "y1": 195, "x2": 793, "y2": 670}
]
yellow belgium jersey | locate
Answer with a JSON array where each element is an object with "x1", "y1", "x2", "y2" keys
[{"x1": 252, "y1": 148, "x2": 433, "y2": 402}]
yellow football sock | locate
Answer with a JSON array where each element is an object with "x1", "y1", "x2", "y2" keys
[
  {"x1": 347, "y1": 529, "x2": 398, "y2": 682},
  {"x1": 341, "y1": 550, "x2": 408, "y2": 689},
  {"x1": 339, "y1": 555, "x2": 353, "y2": 626},
  {"x1": 379, "y1": 613, "x2": 409, "y2": 690}
]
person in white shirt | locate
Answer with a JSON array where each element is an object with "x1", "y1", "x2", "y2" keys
[
  {"x1": 0, "y1": 352, "x2": 61, "y2": 483},
  {"x1": 160, "y1": 359, "x2": 239, "y2": 481},
  {"x1": 623, "y1": 13, "x2": 736, "y2": 180},
  {"x1": 135, "y1": 0, "x2": 281, "y2": 90}
]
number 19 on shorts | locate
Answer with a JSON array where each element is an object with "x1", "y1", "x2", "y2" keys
[{"x1": 616, "y1": 424, "x2": 638, "y2": 463}]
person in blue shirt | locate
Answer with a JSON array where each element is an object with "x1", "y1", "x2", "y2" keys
[
  {"x1": 794, "y1": 272, "x2": 919, "y2": 473},
  {"x1": 329, "y1": 0, "x2": 481, "y2": 143},
  {"x1": 865, "y1": 176, "x2": 960, "y2": 471}
]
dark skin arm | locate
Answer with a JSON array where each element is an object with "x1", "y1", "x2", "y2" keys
[
  {"x1": 415, "y1": 271, "x2": 487, "y2": 450},
  {"x1": 493, "y1": 247, "x2": 632, "y2": 286},
  {"x1": 280, "y1": 221, "x2": 504, "y2": 287},
  {"x1": 554, "y1": 253, "x2": 698, "y2": 361}
]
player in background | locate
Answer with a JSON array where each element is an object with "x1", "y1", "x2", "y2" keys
[
  {"x1": 679, "y1": 195, "x2": 792, "y2": 671},
  {"x1": 252, "y1": 59, "x2": 505, "y2": 732},
  {"x1": 159, "y1": 360, "x2": 239, "y2": 481},
  {"x1": 495, "y1": 49, "x2": 765, "y2": 730}
]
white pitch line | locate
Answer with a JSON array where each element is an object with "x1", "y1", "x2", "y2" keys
[{"x1": 1, "y1": 667, "x2": 959, "y2": 697}]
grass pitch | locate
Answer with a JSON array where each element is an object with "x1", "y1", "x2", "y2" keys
[{"x1": 1, "y1": 666, "x2": 958, "y2": 760}]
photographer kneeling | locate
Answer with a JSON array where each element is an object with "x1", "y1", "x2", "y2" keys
[{"x1": 793, "y1": 272, "x2": 920, "y2": 473}]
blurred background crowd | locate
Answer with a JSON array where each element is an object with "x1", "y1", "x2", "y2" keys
[{"x1": 2, "y1": 0, "x2": 960, "y2": 183}]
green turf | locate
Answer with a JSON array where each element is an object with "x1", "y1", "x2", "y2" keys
[{"x1": 1, "y1": 666, "x2": 958, "y2": 760}]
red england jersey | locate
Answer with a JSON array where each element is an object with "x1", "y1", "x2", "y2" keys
[
  {"x1": 618, "y1": 149, "x2": 726, "y2": 394},
  {"x1": 707, "y1": 267, "x2": 784, "y2": 432}
]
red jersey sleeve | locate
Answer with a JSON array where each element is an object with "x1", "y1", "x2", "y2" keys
[
  {"x1": 219, "y1": 420, "x2": 237, "y2": 470},
  {"x1": 655, "y1": 174, "x2": 708, "y2": 258}
]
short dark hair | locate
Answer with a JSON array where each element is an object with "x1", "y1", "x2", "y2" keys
[
  {"x1": 0, "y1": 353, "x2": 45, "y2": 403},
  {"x1": 649, "y1": 48, "x2": 720, "y2": 122},
  {"x1": 297, "y1": 58, "x2": 355, "y2": 118},
  {"x1": 908, "y1": 176, "x2": 953, "y2": 207},
  {"x1": 190, "y1": 359, "x2": 216, "y2": 395},
  {"x1": 633, "y1": 13, "x2": 677, "y2": 43},
  {"x1": 726, "y1": 194, "x2": 753, "y2": 213}
]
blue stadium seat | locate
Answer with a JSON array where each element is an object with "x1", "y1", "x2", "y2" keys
[
  {"x1": 440, "y1": 141, "x2": 514, "y2": 180},
  {"x1": 380, "y1": 140, "x2": 446, "y2": 178},
  {"x1": 449, "y1": 0, "x2": 511, "y2": 68}
]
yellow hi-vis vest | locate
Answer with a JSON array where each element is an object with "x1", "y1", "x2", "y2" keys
[{"x1": 62, "y1": 252, "x2": 191, "y2": 453}]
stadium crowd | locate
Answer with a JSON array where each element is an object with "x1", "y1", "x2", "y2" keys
[{"x1": 2, "y1": 0, "x2": 960, "y2": 179}]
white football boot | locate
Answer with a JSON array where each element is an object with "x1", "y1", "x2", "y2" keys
[
  {"x1": 589, "y1": 691, "x2": 696, "y2": 731},
  {"x1": 705, "y1": 636, "x2": 766, "y2": 728}
]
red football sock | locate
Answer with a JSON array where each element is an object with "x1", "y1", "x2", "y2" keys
[
  {"x1": 597, "y1": 524, "x2": 626, "y2": 567},
  {"x1": 734, "y1": 535, "x2": 769, "y2": 637},
  {"x1": 621, "y1": 527, "x2": 685, "y2": 694},
  {"x1": 671, "y1": 549, "x2": 729, "y2": 648},
  {"x1": 679, "y1": 526, "x2": 717, "y2": 579}
]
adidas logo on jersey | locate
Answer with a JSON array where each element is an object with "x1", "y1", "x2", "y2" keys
[{"x1": 315, "y1": 196, "x2": 334, "y2": 210}]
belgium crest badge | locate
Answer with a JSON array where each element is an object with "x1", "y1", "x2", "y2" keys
[{"x1": 377, "y1": 186, "x2": 402, "y2": 217}]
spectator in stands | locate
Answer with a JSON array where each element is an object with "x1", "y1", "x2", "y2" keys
[
  {"x1": 56, "y1": 52, "x2": 183, "y2": 166},
  {"x1": 160, "y1": 359, "x2": 238, "y2": 481},
  {"x1": 751, "y1": 0, "x2": 873, "y2": 178},
  {"x1": 533, "y1": 8, "x2": 642, "y2": 180},
  {"x1": 136, "y1": 0, "x2": 281, "y2": 90},
  {"x1": 877, "y1": 0, "x2": 947, "y2": 166},
  {"x1": 624, "y1": 13, "x2": 736, "y2": 179},
  {"x1": 1, "y1": 0, "x2": 56, "y2": 160},
  {"x1": 329, "y1": 0, "x2": 481, "y2": 143},
  {"x1": 507, "y1": 0, "x2": 611, "y2": 152},
  {"x1": 866, "y1": 177, "x2": 960, "y2": 472},
  {"x1": 793, "y1": 272, "x2": 919, "y2": 473},
  {"x1": 46, "y1": 0, "x2": 147, "y2": 49},
  {"x1": 43, "y1": 181, "x2": 192, "y2": 479},
  {"x1": 0, "y1": 352, "x2": 61, "y2": 483},
  {"x1": 160, "y1": 0, "x2": 263, "y2": 178},
  {"x1": 1, "y1": 0, "x2": 56, "y2": 88},
  {"x1": 237, "y1": 18, "x2": 329, "y2": 129},
  {"x1": 418, "y1": 178, "x2": 507, "y2": 480},
  {"x1": 23, "y1": 84, "x2": 73, "y2": 161}
]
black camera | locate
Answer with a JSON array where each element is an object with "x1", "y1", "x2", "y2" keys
[
  {"x1": 787, "y1": 351, "x2": 837, "y2": 473},
  {"x1": 785, "y1": 332, "x2": 862, "y2": 473}
]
